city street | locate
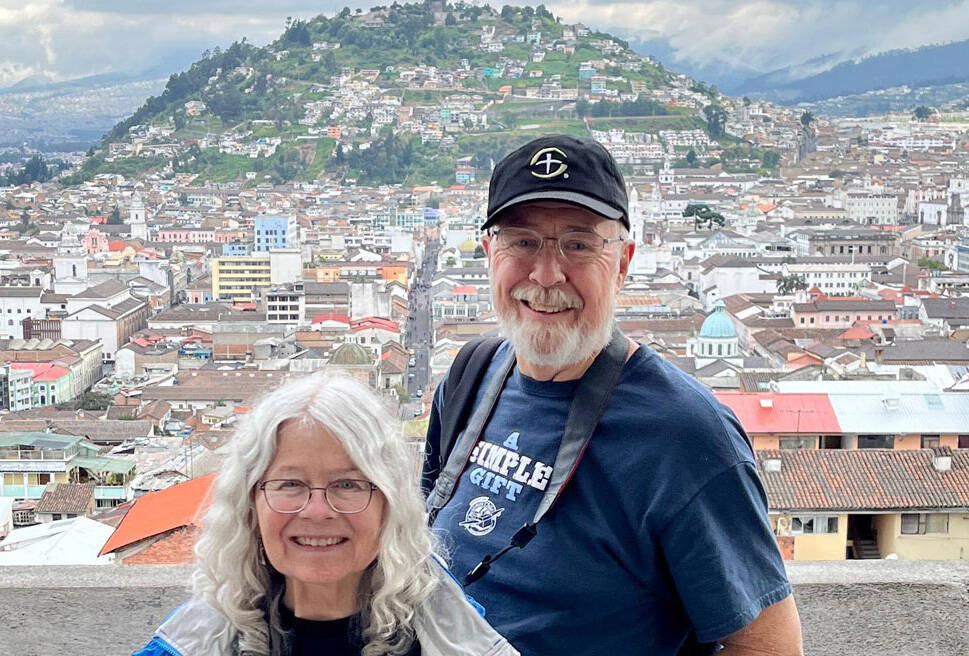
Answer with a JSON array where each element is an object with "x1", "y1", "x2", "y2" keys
[{"x1": 404, "y1": 241, "x2": 438, "y2": 416}]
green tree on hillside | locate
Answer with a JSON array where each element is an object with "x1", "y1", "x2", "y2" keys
[
  {"x1": 702, "y1": 104, "x2": 727, "y2": 138},
  {"x1": 913, "y1": 105, "x2": 934, "y2": 121}
]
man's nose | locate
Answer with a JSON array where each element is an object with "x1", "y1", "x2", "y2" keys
[{"x1": 528, "y1": 243, "x2": 567, "y2": 287}]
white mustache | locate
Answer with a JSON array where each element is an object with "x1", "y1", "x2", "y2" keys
[{"x1": 510, "y1": 286, "x2": 583, "y2": 310}]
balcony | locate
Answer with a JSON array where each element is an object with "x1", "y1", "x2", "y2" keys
[
  {"x1": 1, "y1": 484, "x2": 47, "y2": 499},
  {"x1": 95, "y1": 485, "x2": 128, "y2": 500},
  {"x1": 0, "y1": 449, "x2": 66, "y2": 461}
]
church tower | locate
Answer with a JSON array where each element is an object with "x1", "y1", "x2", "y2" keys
[
  {"x1": 53, "y1": 221, "x2": 89, "y2": 295},
  {"x1": 129, "y1": 192, "x2": 148, "y2": 241}
]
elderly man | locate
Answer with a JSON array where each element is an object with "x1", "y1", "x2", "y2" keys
[{"x1": 422, "y1": 135, "x2": 801, "y2": 656}]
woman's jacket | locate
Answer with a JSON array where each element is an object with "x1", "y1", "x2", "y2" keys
[{"x1": 134, "y1": 558, "x2": 519, "y2": 656}]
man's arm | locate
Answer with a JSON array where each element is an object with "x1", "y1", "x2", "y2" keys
[{"x1": 718, "y1": 594, "x2": 803, "y2": 656}]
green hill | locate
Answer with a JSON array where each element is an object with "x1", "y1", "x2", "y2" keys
[{"x1": 71, "y1": 2, "x2": 731, "y2": 186}]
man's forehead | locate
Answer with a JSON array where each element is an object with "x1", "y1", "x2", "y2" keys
[{"x1": 497, "y1": 201, "x2": 611, "y2": 229}]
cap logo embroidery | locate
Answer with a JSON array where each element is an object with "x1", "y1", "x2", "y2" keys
[{"x1": 529, "y1": 147, "x2": 568, "y2": 179}]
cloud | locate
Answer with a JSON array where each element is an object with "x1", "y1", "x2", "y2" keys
[
  {"x1": 0, "y1": 1, "x2": 966, "y2": 88},
  {"x1": 0, "y1": 1, "x2": 373, "y2": 86},
  {"x1": 545, "y1": 0, "x2": 969, "y2": 73}
]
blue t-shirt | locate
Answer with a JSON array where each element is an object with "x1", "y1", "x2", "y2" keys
[{"x1": 425, "y1": 342, "x2": 791, "y2": 656}]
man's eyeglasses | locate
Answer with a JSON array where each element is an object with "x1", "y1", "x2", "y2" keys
[
  {"x1": 489, "y1": 226, "x2": 626, "y2": 264},
  {"x1": 258, "y1": 479, "x2": 378, "y2": 514}
]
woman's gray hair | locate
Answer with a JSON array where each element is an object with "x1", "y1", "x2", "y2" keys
[{"x1": 192, "y1": 372, "x2": 438, "y2": 655}]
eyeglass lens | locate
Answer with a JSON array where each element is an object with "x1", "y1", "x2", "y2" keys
[
  {"x1": 262, "y1": 479, "x2": 373, "y2": 514},
  {"x1": 496, "y1": 227, "x2": 606, "y2": 261}
]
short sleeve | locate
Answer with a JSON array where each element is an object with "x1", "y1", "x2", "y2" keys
[{"x1": 660, "y1": 462, "x2": 792, "y2": 643}]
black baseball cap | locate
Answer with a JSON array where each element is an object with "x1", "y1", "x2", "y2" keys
[{"x1": 483, "y1": 135, "x2": 629, "y2": 231}]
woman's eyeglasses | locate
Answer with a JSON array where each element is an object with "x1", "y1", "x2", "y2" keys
[{"x1": 258, "y1": 479, "x2": 378, "y2": 514}]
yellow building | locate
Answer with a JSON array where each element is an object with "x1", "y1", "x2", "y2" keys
[
  {"x1": 214, "y1": 248, "x2": 304, "y2": 303},
  {"x1": 760, "y1": 449, "x2": 969, "y2": 561},
  {"x1": 212, "y1": 254, "x2": 272, "y2": 302}
]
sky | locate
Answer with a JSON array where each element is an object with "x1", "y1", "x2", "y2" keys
[{"x1": 1, "y1": 0, "x2": 968, "y2": 88}]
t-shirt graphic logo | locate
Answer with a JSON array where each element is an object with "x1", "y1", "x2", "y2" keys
[
  {"x1": 460, "y1": 496, "x2": 505, "y2": 537},
  {"x1": 529, "y1": 147, "x2": 568, "y2": 179}
]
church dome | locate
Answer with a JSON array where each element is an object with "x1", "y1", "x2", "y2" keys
[
  {"x1": 329, "y1": 342, "x2": 373, "y2": 366},
  {"x1": 459, "y1": 238, "x2": 479, "y2": 253},
  {"x1": 699, "y1": 300, "x2": 736, "y2": 339}
]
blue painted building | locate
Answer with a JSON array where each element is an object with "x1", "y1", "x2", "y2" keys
[
  {"x1": 222, "y1": 242, "x2": 250, "y2": 256},
  {"x1": 254, "y1": 215, "x2": 298, "y2": 252}
]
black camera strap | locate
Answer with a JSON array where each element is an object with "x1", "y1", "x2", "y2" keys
[{"x1": 426, "y1": 326, "x2": 630, "y2": 586}]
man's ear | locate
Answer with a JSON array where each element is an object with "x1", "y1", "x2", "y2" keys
[
  {"x1": 616, "y1": 240, "x2": 635, "y2": 291},
  {"x1": 482, "y1": 234, "x2": 492, "y2": 259}
]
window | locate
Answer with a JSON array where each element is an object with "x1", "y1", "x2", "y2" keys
[
  {"x1": 858, "y1": 434, "x2": 894, "y2": 449},
  {"x1": 921, "y1": 435, "x2": 940, "y2": 449},
  {"x1": 901, "y1": 513, "x2": 949, "y2": 535},
  {"x1": 780, "y1": 437, "x2": 814, "y2": 450},
  {"x1": 792, "y1": 515, "x2": 839, "y2": 535},
  {"x1": 958, "y1": 435, "x2": 969, "y2": 449}
]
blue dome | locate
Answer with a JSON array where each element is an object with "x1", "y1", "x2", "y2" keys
[{"x1": 699, "y1": 300, "x2": 737, "y2": 339}]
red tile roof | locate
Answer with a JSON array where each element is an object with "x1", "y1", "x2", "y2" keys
[
  {"x1": 11, "y1": 362, "x2": 70, "y2": 382},
  {"x1": 758, "y1": 448, "x2": 969, "y2": 511},
  {"x1": 99, "y1": 473, "x2": 215, "y2": 556},
  {"x1": 311, "y1": 313, "x2": 350, "y2": 325},
  {"x1": 350, "y1": 317, "x2": 400, "y2": 334},
  {"x1": 838, "y1": 325, "x2": 876, "y2": 340},
  {"x1": 715, "y1": 392, "x2": 840, "y2": 434}
]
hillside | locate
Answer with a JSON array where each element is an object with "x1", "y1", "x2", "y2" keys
[
  {"x1": 69, "y1": 2, "x2": 764, "y2": 186},
  {"x1": 735, "y1": 39, "x2": 969, "y2": 104}
]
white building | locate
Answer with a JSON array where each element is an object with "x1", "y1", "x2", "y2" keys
[
  {"x1": 845, "y1": 193, "x2": 898, "y2": 226},
  {"x1": 0, "y1": 288, "x2": 45, "y2": 339},
  {"x1": 783, "y1": 261, "x2": 872, "y2": 297}
]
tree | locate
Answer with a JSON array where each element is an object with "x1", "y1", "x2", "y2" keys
[
  {"x1": 800, "y1": 111, "x2": 815, "y2": 129},
  {"x1": 702, "y1": 104, "x2": 727, "y2": 139},
  {"x1": 108, "y1": 207, "x2": 122, "y2": 225},
  {"x1": 682, "y1": 204, "x2": 725, "y2": 231},
  {"x1": 445, "y1": 12, "x2": 456, "y2": 25},
  {"x1": 762, "y1": 150, "x2": 781, "y2": 169},
  {"x1": 777, "y1": 274, "x2": 808, "y2": 295},
  {"x1": 685, "y1": 149, "x2": 697, "y2": 167},
  {"x1": 913, "y1": 105, "x2": 934, "y2": 121},
  {"x1": 917, "y1": 256, "x2": 946, "y2": 272}
]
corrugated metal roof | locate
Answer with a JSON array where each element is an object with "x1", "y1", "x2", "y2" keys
[{"x1": 826, "y1": 392, "x2": 969, "y2": 434}]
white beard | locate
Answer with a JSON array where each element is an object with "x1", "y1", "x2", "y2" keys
[{"x1": 496, "y1": 287, "x2": 616, "y2": 371}]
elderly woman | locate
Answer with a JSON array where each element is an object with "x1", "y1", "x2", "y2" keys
[{"x1": 136, "y1": 373, "x2": 517, "y2": 656}]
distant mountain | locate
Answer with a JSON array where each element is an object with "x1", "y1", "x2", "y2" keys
[
  {"x1": 0, "y1": 50, "x2": 199, "y2": 96},
  {"x1": 733, "y1": 38, "x2": 969, "y2": 103}
]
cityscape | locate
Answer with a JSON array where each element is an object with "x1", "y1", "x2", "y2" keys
[{"x1": 0, "y1": 2, "x2": 967, "y2": 654}]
